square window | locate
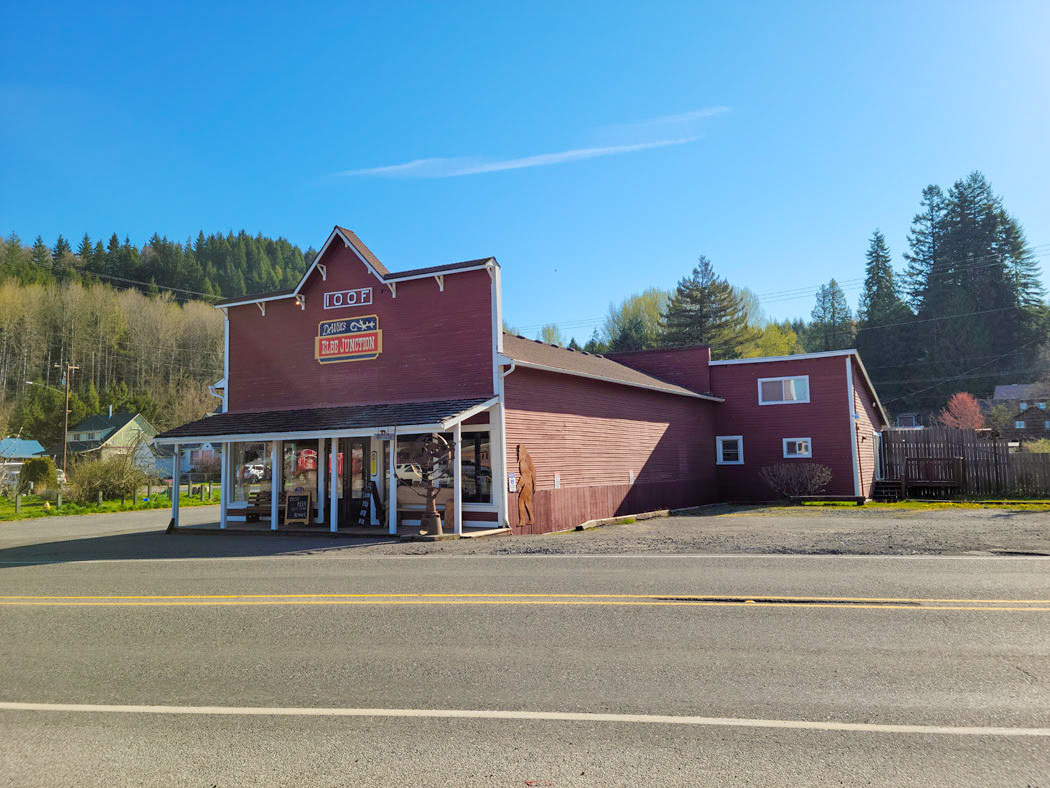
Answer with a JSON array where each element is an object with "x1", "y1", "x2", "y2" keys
[
  {"x1": 757, "y1": 376, "x2": 810, "y2": 405},
  {"x1": 1020, "y1": 402, "x2": 1028, "y2": 410},
  {"x1": 1039, "y1": 402, "x2": 1046, "y2": 410},
  {"x1": 783, "y1": 438, "x2": 813, "y2": 458},
  {"x1": 716, "y1": 436, "x2": 744, "y2": 465},
  {"x1": 1016, "y1": 421, "x2": 1025, "y2": 429}
]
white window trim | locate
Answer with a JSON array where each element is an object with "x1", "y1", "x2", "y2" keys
[
  {"x1": 757, "y1": 375, "x2": 811, "y2": 405},
  {"x1": 716, "y1": 435, "x2": 744, "y2": 465},
  {"x1": 782, "y1": 437, "x2": 813, "y2": 459}
]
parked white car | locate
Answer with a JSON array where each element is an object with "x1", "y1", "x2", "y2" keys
[{"x1": 395, "y1": 463, "x2": 423, "y2": 482}]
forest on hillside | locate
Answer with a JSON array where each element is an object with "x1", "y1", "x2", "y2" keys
[{"x1": 0, "y1": 229, "x2": 316, "y2": 452}]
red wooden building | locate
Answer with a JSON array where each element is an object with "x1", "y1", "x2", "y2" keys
[{"x1": 156, "y1": 226, "x2": 889, "y2": 536}]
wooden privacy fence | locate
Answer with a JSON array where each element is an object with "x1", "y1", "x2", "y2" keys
[{"x1": 882, "y1": 428, "x2": 1050, "y2": 498}]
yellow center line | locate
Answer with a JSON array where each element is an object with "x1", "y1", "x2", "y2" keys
[
  {"x1": 2, "y1": 592, "x2": 1048, "y2": 603},
  {"x1": 0, "y1": 599, "x2": 1047, "y2": 611}
]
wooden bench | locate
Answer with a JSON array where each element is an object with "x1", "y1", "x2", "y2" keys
[
  {"x1": 244, "y1": 490, "x2": 287, "y2": 522},
  {"x1": 789, "y1": 495, "x2": 866, "y2": 506}
]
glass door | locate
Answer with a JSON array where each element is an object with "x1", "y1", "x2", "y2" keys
[{"x1": 340, "y1": 438, "x2": 369, "y2": 527}]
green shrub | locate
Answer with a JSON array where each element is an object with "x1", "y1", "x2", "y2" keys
[
  {"x1": 1021, "y1": 439, "x2": 1050, "y2": 454},
  {"x1": 18, "y1": 457, "x2": 58, "y2": 494},
  {"x1": 67, "y1": 455, "x2": 147, "y2": 504}
]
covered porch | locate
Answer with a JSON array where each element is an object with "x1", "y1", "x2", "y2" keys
[{"x1": 154, "y1": 397, "x2": 506, "y2": 538}]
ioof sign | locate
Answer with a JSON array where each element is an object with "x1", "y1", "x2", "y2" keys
[
  {"x1": 323, "y1": 288, "x2": 373, "y2": 310},
  {"x1": 316, "y1": 314, "x2": 383, "y2": 363}
]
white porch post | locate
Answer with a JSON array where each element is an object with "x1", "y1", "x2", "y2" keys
[
  {"x1": 171, "y1": 443, "x2": 181, "y2": 528},
  {"x1": 316, "y1": 437, "x2": 325, "y2": 525},
  {"x1": 453, "y1": 423, "x2": 463, "y2": 536},
  {"x1": 329, "y1": 437, "x2": 339, "y2": 532},
  {"x1": 270, "y1": 441, "x2": 280, "y2": 530},
  {"x1": 219, "y1": 441, "x2": 228, "y2": 529},
  {"x1": 387, "y1": 430, "x2": 397, "y2": 535}
]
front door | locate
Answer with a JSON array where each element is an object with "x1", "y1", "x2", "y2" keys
[{"x1": 340, "y1": 438, "x2": 370, "y2": 526}]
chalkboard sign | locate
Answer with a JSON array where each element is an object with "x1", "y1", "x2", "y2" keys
[{"x1": 285, "y1": 491, "x2": 312, "y2": 525}]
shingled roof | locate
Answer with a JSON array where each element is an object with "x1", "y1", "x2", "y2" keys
[
  {"x1": 993, "y1": 383, "x2": 1050, "y2": 401},
  {"x1": 501, "y1": 334, "x2": 721, "y2": 401},
  {"x1": 155, "y1": 397, "x2": 494, "y2": 442}
]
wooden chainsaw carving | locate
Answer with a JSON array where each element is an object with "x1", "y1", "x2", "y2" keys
[{"x1": 517, "y1": 444, "x2": 536, "y2": 526}]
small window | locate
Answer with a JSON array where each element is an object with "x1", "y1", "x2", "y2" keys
[
  {"x1": 897, "y1": 414, "x2": 917, "y2": 428},
  {"x1": 783, "y1": 438, "x2": 812, "y2": 458},
  {"x1": 1044, "y1": 421, "x2": 1049, "y2": 430},
  {"x1": 758, "y1": 376, "x2": 810, "y2": 405},
  {"x1": 716, "y1": 435, "x2": 744, "y2": 465},
  {"x1": 1016, "y1": 420, "x2": 1025, "y2": 429},
  {"x1": 1019, "y1": 402, "x2": 1028, "y2": 410},
  {"x1": 1039, "y1": 402, "x2": 1046, "y2": 410}
]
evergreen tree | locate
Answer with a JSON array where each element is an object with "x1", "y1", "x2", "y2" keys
[
  {"x1": 609, "y1": 313, "x2": 650, "y2": 351},
  {"x1": 809, "y1": 278, "x2": 854, "y2": 351},
  {"x1": 583, "y1": 328, "x2": 607, "y2": 354},
  {"x1": 567, "y1": 337, "x2": 581, "y2": 351},
  {"x1": 854, "y1": 231, "x2": 914, "y2": 403},
  {"x1": 902, "y1": 185, "x2": 946, "y2": 311},
  {"x1": 661, "y1": 257, "x2": 759, "y2": 359},
  {"x1": 52, "y1": 234, "x2": 72, "y2": 261},
  {"x1": 76, "y1": 233, "x2": 93, "y2": 266},
  {"x1": 31, "y1": 236, "x2": 51, "y2": 267}
]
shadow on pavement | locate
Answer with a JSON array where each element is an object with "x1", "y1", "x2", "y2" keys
[{"x1": 0, "y1": 529, "x2": 400, "y2": 567}]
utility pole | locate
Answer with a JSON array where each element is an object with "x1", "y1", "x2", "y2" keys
[{"x1": 56, "y1": 362, "x2": 79, "y2": 474}]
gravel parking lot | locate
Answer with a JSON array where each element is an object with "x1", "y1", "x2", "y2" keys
[
  {"x1": 362, "y1": 504, "x2": 1050, "y2": 557},
  {"x1": 3, "y1": 504, "x2": 1049, "y2": 561}
]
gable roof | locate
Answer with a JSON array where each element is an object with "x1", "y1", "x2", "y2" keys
[
  {"x1": 215, "y1": 226, "x2": 498, "y2": 308},
  {"x1": 993, "y1": 383, "x2": 1050, "y2": 401},
  {"x1": 0, "y1": 438, "x2": 45, "y2": 459},
  {"x1": 500, "y1": 334, "x2": 722, "y2": 401},
  {"x1": 70, "y1": 412, "x2": 138, "y2": 435}
]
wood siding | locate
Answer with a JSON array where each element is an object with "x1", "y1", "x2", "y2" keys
[
  {"x1": 504, "y1": 367, "x2": 716, "y2": 533},
  {"x1": 605, "y1": 346, "x2": 713, "y2": 394},
  {"x1": 853, "y1": 358, "x2": 882, "y2": 497},
  {"x1": 226, "y1": 242, "x2": 494, "y2": 412},
  {"x1": 709, "y1": 357, "x2": 855, "y2": 500}
]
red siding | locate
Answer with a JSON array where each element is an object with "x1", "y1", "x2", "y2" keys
[
  {"x1": 226, "y1": 243, "x2": 494, "y2": 412},
  {"x1": 709, "y1": 356, "x2": 855, "y2": 501},
  {"x1": 504, "y1": 367, "x2": 717, "y2": 533},
  {"x1": 605, "y1": 346, "x2": 713, "y2": 394},
  {"x1": 853, "y1": 359, "x2": 883, "y2": 498}
]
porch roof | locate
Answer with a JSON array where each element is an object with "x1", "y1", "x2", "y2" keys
[{"x1": 154, "y1": 397, "x2": 497, "y2": 444}]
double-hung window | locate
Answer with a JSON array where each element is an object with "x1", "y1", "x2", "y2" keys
[
  {"x1": 783, "y1": 438, "x2": 812, "y2": 458},
  {"x1": 758, "y1": 375, "x2": 810, "y2": 405},
  {"x1": 716, "y1": 435, "x2": 744, "y2": 465}
]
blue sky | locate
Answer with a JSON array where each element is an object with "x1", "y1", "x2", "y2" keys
[{"x1": 2, "y1": 1, "x2": 1048, "y2": 340}]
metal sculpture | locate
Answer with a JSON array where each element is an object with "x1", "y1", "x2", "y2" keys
[
  {"x1": 407, "y1": 433, "x2": 455, "y2": 535},
  {"x1": 517, "y1": 444, "x2": 536, "y2": 526}
]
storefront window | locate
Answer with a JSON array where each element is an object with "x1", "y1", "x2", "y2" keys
[
  {"x1": 230, "y1": 441, "x2": 272, "y2": 502},
  {"x1": 395, "y1": 431, "x2": 491, "y2": 508},
  {"x1": 283, "y1": 441, "x2": 318, "y2": 496}
]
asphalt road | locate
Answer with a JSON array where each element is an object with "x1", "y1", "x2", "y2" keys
[{"x1": 1, "y1": 513, "x2": 1048, "y2": 786}]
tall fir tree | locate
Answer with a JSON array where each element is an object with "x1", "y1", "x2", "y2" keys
[
  {"x1": 52, "y1": 234, "x2": 72, "y2": 261},
  {"x1": 809, "y1": 278, "x2": 854, "y2": 351},
  {"x1": 902, "y1": 185, "x2": 946, "y2": 312},
  {"x1": 854, "y1": 230, "x2": 914, "y2": 404},
  {"x1": 661, "y1": 256, "x2": 759, "y2": 359}
]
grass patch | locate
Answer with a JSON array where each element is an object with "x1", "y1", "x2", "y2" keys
[
  {"x1": 0, "y1": 490, "x2": 221, "y2": 522},
  {"x1": 795, "y1": 499, "x2": 1050, "y2": 512}
]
